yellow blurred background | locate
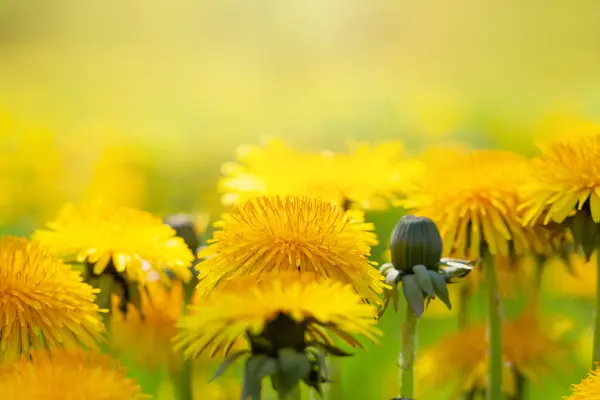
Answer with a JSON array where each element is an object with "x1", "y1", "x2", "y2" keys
[{"x1": 2, "y1": 0, "x2": 600, "y2": 220}]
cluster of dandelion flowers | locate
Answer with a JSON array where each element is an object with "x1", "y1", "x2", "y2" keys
[
  {"x1": 405, "y1": 149, "x2": 540, "y2": 260},
  {"x1": 0, "y1": 349, "x2": 147, "y2": 400},
  {"x1": 416, "y1": 307, "x2": 568, "y2": 398},
  {"x1": 520, "y1": 134, "x2": 600, "y2": 259},
  {"x1": 0, "y1": 237, "x2": 104, "y2": 363},
  {"x1": 219, "y1": 138, "x2": 419, "y2": 210},
  {"x1": 195, "y1": 196, "x2": 384, "y2": 303},
  {"x1": 34, "y1": 200, "x2": 194, "y2": 284},
  {"x1": 174, "y1": 276, "x2": 381, "y2": 360}
]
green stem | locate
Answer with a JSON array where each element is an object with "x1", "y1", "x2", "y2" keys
[
  {"x1": 172, "y1": 281, "x2": 196, "y2": 400},
  {"x1": 593, "y1": 246, "x2": 600, "y2": 365},
  {"x1": 484, "y1": 254, "x2": 503, "y2": 400},
  {"x1": 327, "y1": 358, "x2": 342, "y2": 400},
  {"x1": 400, "y1": 302, "x2": 418, "y2": 399}
]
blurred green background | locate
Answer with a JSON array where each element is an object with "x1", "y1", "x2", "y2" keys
[{"x1": 1, "y1": 1, "x2": 600, "y2": 398}]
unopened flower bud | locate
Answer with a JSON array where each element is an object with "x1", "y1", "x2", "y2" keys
[{"x1": 390, "y1": 215, "x2": 442, "y2": 273}]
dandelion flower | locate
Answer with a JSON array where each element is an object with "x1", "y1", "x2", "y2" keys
[
  {"x1": 219, "y1": 138, "x2": 419, "y2": 210},
  {"x1": 565, "y1": 364, "x2": 600, "y2": 399},
  {"x1": 0, "y1": 349, "x2": 148, "y2": 400},
  {"x1": 175, "y1": 275, "x2": 381, "y2": 359},
  {"x1": 520, "y1": 134, "x2": 600, "y2": 259},
  {"x1": 417, "y1": 307, "x2": 569, "y2": 398},
  {"x1": 406, "y1": 149, "x2": 542, "y2": 261},
  {"x1": 0, "y1": 237, "x2": 104, "y2": 364},
  {"x1": 196, "y1": 196, "x2": 384, "y2": 303},
  {"x1": 34, "y1": 200, "x2": 194, "y2": 284},
  {"x1": 110, "y1": 280, "x2": 184, "y2": 370}
]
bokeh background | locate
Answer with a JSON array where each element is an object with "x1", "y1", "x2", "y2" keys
[{"x1": 2, "y1": 1, "x2": 600, "y2": 398}]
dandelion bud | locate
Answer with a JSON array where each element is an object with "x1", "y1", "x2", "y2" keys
[{"x1": 390, "y1": 215, "x2": 442, "y2": 273}]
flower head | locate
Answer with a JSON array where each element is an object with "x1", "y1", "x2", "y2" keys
[
  {"x1": 406, "y1": 149, "x2": 541, "y2": 260},
  {"x1": 417, "y1": 307, "x2": 569, "y2": 398},
  {"x1": 565, "y1": 364, "x2": 600, "y2": 400},
  {"x1": 34, "y1": 200, "x2": 194, "y2": 284},
  {"x1": 196, "y1": 196, "x2": 384, "y2": 303},
  {"x1": 219, "y1": 138, "x2": 420, "y2": 210},
  {"x1": 174, "y1": 275, "x2": 381, "y2": 360},
  {"x1": 0, "y1": 349, "x2": 148, "y2": 400},
  {"x1": 0, "y1": 237, "x2": 104, "y2": 364},
  {"x1": 520, "y1": 135, "x2": 600, "y2": 259}
]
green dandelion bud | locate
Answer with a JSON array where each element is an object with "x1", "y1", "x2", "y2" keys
[{"x1": 390, "y1": 215, "x2": 442, "y2": 273}]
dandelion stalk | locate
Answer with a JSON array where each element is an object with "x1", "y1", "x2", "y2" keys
[
  {"x1": 400, "y1": 302, "x2": 418, "y2": 399},
  {"x1": 593, "y1": 246, "x2": 600, "y2": 366},
  {"x1": 172, "y1": 282, "x2": 195, "y2": 400},
  {"x1": 484, "y1": 253, "x2": 503, "y2": 400}
]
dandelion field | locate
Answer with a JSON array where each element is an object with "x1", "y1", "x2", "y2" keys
[{"x1": 3, "y1": 2, "x2": 600, "y2": 400}]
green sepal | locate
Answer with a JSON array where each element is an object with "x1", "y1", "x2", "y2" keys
[
  {"x1": 401, "y1": 274, "x2": 424, "y2": 317},
  {"x1": 412, "y1": 264, "x2": 435, "y2": 298},
  {"x1": 570, "y1": 211, "x2": 600, "y2": 261},
  {"x1": 303, "y1": 347, "x2": 328, "y2": 396},
  {"x1": 242, "y1": 355, "x2": 277, "y2": 400},
  {"x1": 91, "y1": 274, "x2": 114, "y2": 310},
  {"x1": 271, "y1": 349, "x2": 311, "y2": 398},
  {"x1": 211, "y1": 350, "x2": 250, "y2": 381},
  {"x1": 305, "y1": 341, "x2": 353, "y2": 357},
  {"x1": 429, "y1": 270, "x2": 451, "y2": 310}
]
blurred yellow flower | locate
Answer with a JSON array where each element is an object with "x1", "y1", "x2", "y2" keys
[
  {"x1": 548, "y1": 254, "x2": 596, "y2": 299},
  {"x1": 405, "y1": 149, "x2": 544, "y2": 261},
  {"x1": 520, "y1": 134, "x2": 600, "y2": 227},
  {"x1": 111, "y1": 280, "x2": 184, "y2": 370},
  {"x1": 0, "y1": 237, "x2": 104, "y2": 364},
  {"x1": 565, "y1": 364, "x2": 600, "y2": 400},
  {"x1": 0, "y1": 349, "x2": 148, "y2": 400},
  {"x1": 219, "y1": 138, "x2": 420, "y2": 210},
  {"x1": 0, "y1": 111, "x2": 64, "y2": 226},
  {"x1": 34, "y1": 200, "x2": 194, "y2": 284},
  {"x1": 196, "y1": 196, "x2": 384, "y2": 303},
  {"x1": 175, "y1": 276, "x2": 381, "y2": 359},
  {"x1": 417, "y1": 307, "x2": 569, "y2": 398}
]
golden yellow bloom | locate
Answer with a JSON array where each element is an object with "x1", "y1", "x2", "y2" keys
[
  {"x1": 196, "y1": 196, "x2": 384, "y2": 303},
  {"x1": 219, "y1": 138, "x2": 419, "y2": 210},
  {"x1": 406, "y1": 149, "x2": 541, "y2": 260},
  {"x1": 0, "y1": 237, "x2": 104, "y2": 364},
  {"x1": 111, "y1": 280, "x2": 184, "y2": 370},
  {"x1": 34, "y1": 200, "x2": 194, "y2": 284},
  {"x1": 520, "y1": 134, "x2": 600, "y2": 226},
  {"x1": 417, "y1": 307, "x2": 569, "y2": 398},
  {"x1": 175, "y1": 276, "x2": 381, "y2": 359},
  {"x1": 565, "y1": 364, "x2": 600, "y2": 400},
  {"x1": 0, "y1": 349, "x2": 148, "y2": 400}
]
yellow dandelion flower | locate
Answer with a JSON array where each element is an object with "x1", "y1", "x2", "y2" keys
[
  {"x1": 0, "y1": 237, "x2": 104, "y2": 364},
  {"x1": 34, "y1": 200, "x2": 194, "y2": 284},
  {"x1": 565, "y1": 364, "x2": 600, "y2": 399},
  {"x1": 175, "y1": 276, "x2": 381, "y2": 359},
  {"x1": 196, "y1": 196, "x2": 384, "y2": 303},
  {"x1": 219, "y1": 138, "x2": 418, "y2": 210},
  {"x1": 110, "y1": 280, "x2": 184, "y2": 370},
  {"x1": 520, "y1": 134, "x2": 600, "y2": 227},
  {"x1": 406, "y1": 149, "x2": 541, "y2": 260},
  {"x1": 0, "y1": 349, "x2": 148, "y2": 400},
  {"x1": 417, "y1": 307, "x2": 569, "y2": 398}
]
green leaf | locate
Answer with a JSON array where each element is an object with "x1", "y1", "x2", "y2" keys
[
  {"x1": 429, "y1": 270, "x2": 451, "y2": 310},
  {"x1": 306, "y1": 342, "x2": 354, "y2": 357},
  {"x1": 401, "y1": 274, "x2": 424, "y2": 317},
  {"x1": 211, "y1": 350, "x2": 250, "y2": 381},
  {"x1": 412, "y1": 264, "x2": 435, "y2": 297},
  {"x1": 273, "y1": 349, "x2": 311, "y2": 398},
  {"x1": 242, "y1": 355, "x2": 277, "y2": 400}
]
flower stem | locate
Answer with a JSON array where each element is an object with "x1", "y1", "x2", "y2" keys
[
  {"x1": 279, "y1": 385, "x2": 302, "y2": 400},
  {"x1": 484, "y1": 254, "x2": 503, "y2": 400},
  {"x1": 400, "y1": 302, "x2": 418, "y2": 399},
  {"x1": 593, "y1": 247, "x2": 600, "y2": 366},
  {"x1": 327, "y1": 358, "x2": 342, "y2": 400},
  {"x1": 172, "y1": 282, "x2": 195, "y2": 400},
  {"x1": 458, "y1": 284, "x2": 470, "y2": 329}
]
